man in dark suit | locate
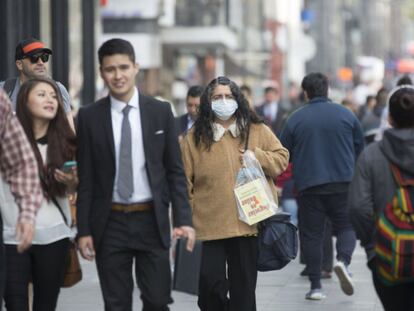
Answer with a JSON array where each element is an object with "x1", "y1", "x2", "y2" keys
[
  {"x1": 255, "y1": 86, "x2": 288, "y2": 137},
  {"x1": 76, "y1": 38, "x2": 195, "y2": 311},
  {"x1": 175, "y1": 85, "x2": 203, "y2": 137}
]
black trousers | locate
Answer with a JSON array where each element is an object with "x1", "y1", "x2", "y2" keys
[
  {"x1": 297, "y1": 192, "x2": 356, "y2": 288},
  {"x1": 96, "y1": 210, "x2": 172, "y2": 311},
  {"x1": 299, "y1": 220, "x2": 334, "y2": 272},
  {"x1": 4, "y1": 238, "x2": 69, "y2": 311},
  {"x1": 372, "y1": 268, "x2": 414, "y2": 311},
  {"x1": 198, "y1": 237, "x2": 258, "y2": 311},
  {"x1": 0, "y1": 217, "x2": 4, "y2": 311}
]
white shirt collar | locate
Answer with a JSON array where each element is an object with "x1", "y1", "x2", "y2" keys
[
  {"x1": 212, "y1": 122, "x2": 240, "y2": 142},
  {"x1": 263, "y1": 101, "x2": 278, "y2": 120},
  {"x1": 110, "y1": 87, "x2": 139, "y2": 112},
  {"x1": 187, "y1": 114, "x2": 195, "y2": 130}
]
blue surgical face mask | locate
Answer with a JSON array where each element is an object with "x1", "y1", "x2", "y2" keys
[{"x1": 211, "y1": 98, "x2": 238, "y2": 120}]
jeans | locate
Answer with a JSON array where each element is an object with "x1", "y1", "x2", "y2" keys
[{"x1": 281, "y1": 199, "x2": 298, "y2": 226}]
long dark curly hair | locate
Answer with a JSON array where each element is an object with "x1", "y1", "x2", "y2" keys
[
  {"x1": 16, "y1": 77, "x2": 76, "y2": 199},
  {"x1": 193, "y1": 76, "x2": 262, "y2": 150}
]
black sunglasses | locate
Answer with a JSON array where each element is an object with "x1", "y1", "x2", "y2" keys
[{"x1": 26, "y1": 53, "x2": 50, "y2": 64}]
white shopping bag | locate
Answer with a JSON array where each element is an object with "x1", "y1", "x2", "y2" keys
[{"x1": 234, "y1": 150, "x2": 278, "y2": 225}]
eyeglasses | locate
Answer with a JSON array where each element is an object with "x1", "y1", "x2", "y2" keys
[{"x1": 26, "y1": 53, "x2": 50, "y2": 64}]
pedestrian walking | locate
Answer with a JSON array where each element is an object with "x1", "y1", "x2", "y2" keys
[
  {"x1": 0, "y1": 89, "x2": 43, "y2": 309},
  {"x1": 2, "y1": 77, "x2": 77, "y2": 311},
  {"x1": 76, "y1": 38, "x2": 195, "y2": 311},
  {"x1": 255, "y1": 85, "x2": 289, "y2": 137},
  {"x1": 180, "y1": 76, "x2": 289, "y2": 311},
  {"x1": 280, "y1": 72, "x2": 364, "y2": 300},
  {"x1": 349, "y1": 85, "x2": 414, "y2": 311},
  {"x1": 175, "y1": 85, "x2": 203, "y2": 137}
]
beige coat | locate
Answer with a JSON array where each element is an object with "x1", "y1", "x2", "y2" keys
[{"x1": 180, "y1": 123, "x2": 289, "y2": 241}]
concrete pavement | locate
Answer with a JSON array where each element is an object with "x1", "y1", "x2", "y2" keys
[{"x1": 58, "y1": 244, "x2": 383, "y2": 311}]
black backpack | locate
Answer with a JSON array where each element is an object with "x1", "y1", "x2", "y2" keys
[{"x1": 257, "y1": 212, "x2": 298, "y2": 271}]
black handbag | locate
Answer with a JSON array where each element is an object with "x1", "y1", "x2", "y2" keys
[{"x1": 257, "y1": 212, "x2": 298, "y2": 271}]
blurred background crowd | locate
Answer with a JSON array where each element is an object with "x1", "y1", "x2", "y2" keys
[{"x1": 1, "y1": 0, "x2": 414, "y2": 118}]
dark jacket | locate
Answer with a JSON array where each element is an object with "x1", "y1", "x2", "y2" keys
[
  {"x1": 361, "y1": 110, "x2": 381, "y2": 144},
  {"x1": 280, "y1": 97, "x2": 364, "y2": 192},
  {"x1": 255, "y1": 103, "x2": 289, "y2": 137},
  {"x1": 175, "y1": 113, "x2": 189, "y2": 136},
  {"x1": 76, "y1": 94, "x2": 192, "y2": 250},
  {"x1": 348, "y1": 128, "x2": 414, "y2": 261}
]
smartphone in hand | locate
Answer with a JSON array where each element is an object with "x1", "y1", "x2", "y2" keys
[{"x1": 61, "y1": 161, "x2": 77, "y2": 173}]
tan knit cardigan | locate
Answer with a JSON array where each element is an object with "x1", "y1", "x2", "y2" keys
[{"x1": 180, "y1": 123, "x2": 289, "y2": 241}]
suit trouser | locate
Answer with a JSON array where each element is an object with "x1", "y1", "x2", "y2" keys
[
  {"x1": 96, "y1": 210, "x2": 172, "y2": 311},
  {"x1": 198, "y1": 237, "x2": 258, "y2": 311},
  {"x1": 297, "y1": 192, "x2": 356, "y2": 289}
]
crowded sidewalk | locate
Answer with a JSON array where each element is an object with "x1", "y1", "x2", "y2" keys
[{"x1": 58, "y1": 243, "x2": 383, "y2": 311}]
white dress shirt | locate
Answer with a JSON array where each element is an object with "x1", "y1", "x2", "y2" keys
[
  {"x1": 187, "y1": 114, "x2": 195, "y2": 131},
  {"x1": 263, "y1": 101, "x2": 279, "y2": 122},
  {"x1": 110, "y1": 87, "x2": 153, "y2": 203}
]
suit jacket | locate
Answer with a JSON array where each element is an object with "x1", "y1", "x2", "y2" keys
[
  {"x1": 175, "y1": 113, "x2": 189, "y2": 136},
  {"x1": 255, "y1": 103, "x2": 288, "y2": 137},
  {"x1": 76, "y1": 94, "x2": 192, "y2": 250}
]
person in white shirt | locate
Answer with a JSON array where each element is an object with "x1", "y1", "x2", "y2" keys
[
  {"x1": 1, "y1": 77, "x2": 77, "y2": 311},
  {"x1": 175, "y1": 85, "x2": 203, "y2": 138}
]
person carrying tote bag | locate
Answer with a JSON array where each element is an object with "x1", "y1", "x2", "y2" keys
[{"x1": 180, "y1": 76, "x2": 289, "y2": 311}]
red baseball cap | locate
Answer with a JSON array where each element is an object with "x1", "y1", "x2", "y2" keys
[{"x1": 15, "y1": 38, "x2": 52, "y2": 60}]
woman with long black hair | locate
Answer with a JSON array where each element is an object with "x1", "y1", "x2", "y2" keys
[
  {"x1": 1, "y1": 77, "x2": 77, "y2": 311},
  {"x1": 181, "y1": 76, "x2": 289, "y2": 311}
]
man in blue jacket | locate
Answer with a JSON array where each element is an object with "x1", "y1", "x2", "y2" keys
[{"x1": 280, "y1": 72, "x2": 364, "y2": 300}]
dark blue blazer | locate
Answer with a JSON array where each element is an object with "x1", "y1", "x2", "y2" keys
[
  {"x1": 175, "y1": 113, "x2": 189, "y2": 136},
  {"x1": 255, "y1": 103, "x2": 289, "y2": 137}
]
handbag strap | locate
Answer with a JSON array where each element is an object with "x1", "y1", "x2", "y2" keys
[
  {"x1": 39, "y1": 174, "x2": 69, "y2": 227},
  {"x1": 50, "y1": 194, "x2": 69, "y2": 227},
  {"x1": 244, "y1": 123, "x2": 250, "y2": 151}
]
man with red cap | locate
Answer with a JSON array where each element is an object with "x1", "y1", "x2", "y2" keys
[{"x1": 0, "y1": 38, "x2": 73, "y2": 126}]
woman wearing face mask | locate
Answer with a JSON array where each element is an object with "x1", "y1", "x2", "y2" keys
[
  {"x1": 1, "y1": 77, "x2": 77, "y2": 311},
  {"x1": 180, "y1": 76, "x2": 289, "y2": 311}
]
